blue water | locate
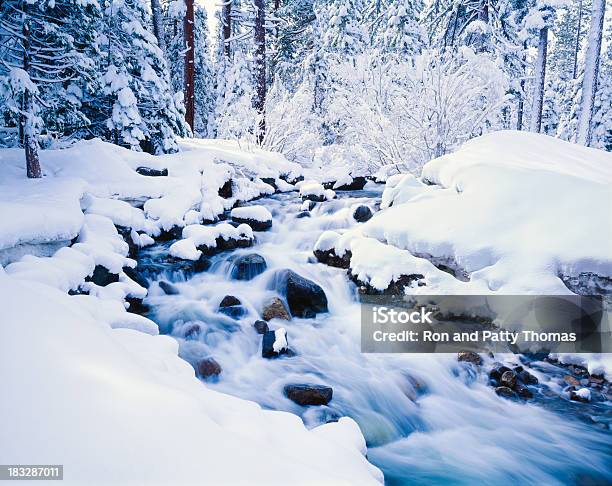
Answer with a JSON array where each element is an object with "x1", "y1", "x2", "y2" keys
[{"x1": 137, "y1": 188, "x2": 612, "y2": 485}]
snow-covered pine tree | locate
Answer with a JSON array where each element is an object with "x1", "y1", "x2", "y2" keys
[
  {"x1": 270, "y1": 0, "x2": 317, "y2": 89},
  {"x1": 214, "y1": 51, "x2": 258, "y2": 144},
  {"x1": 320, "y1": 0, "x2": 367, "y2": 57},
  {"x1": 101, "y1": 0, "x2": 188, "y2": 153},
  {"x1": 166, "y1": 0, "x2": 187, "y2": 95},
  {"x1": 368, "y1": 0, "x2": 423, "y2": 56},
  {"x1": 0, "y1": 0, "x2": 101, "y2": 177},
  {"x1": 193, "y1": 5, "x2": 216, "y2": 137},
  {"x1": 542, "y1": 0, "x2": 590, "y2": 135},
  {"x1": 423, "y1": 0, "x2": 527, "y2": 129},
  {"x1": 424, "y1": 0, "x2": 520, "y2": 53}
]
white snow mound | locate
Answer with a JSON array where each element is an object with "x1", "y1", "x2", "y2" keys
[{"x1": 355, "y1": 131, "x2": 612, "y2": 294}]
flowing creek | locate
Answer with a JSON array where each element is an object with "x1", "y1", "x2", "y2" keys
[{"x1": 135, "y1": 188, "x2": 611, "y2": 485}]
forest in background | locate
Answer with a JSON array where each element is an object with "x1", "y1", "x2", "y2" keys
[{"x1": 0, "y1": 0, "x2": 609, "y2": 178}]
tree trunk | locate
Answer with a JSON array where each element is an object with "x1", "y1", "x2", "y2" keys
[
  {"x1": 22, "y1": 17, "x2": 41, "y2": 178},
  {"x1": 254, "y1": 0, "x2": 266, "y2": 143},
  {"x1": 222, "y1": 0, "x2": 232, "y2": 58},
  {"x1": 572, "y1": 0, "x2": 583, "y2": 79},
  {"x1": 23, "y1": 89, "x2": 41, "y2": 179},
  {"x1": 529, "y1": 27, "x2": 548, "y2": 133},
  {"x1": 516, "y1": 78, "x2": 525, "y2": 130},
  {"x1": 576, "y1": 0, "x2": 605, "y2": 146},
  {"x1": 183, "y1": 0, "x2": 195, "y2": 130},
  {"x1": 151, "y1": 0, "x2": 166, "y2": 53}
]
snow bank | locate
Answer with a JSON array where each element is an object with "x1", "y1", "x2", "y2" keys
[
  {"x1": 231, "y1": 205, "x2": 272, "y2": 223},
  {"x1": 0, "y1": 138, "x2": 303, "y2": 261},
  {"x1": 348, "y1": 237, "x2": 472, "y2": 294},
  {"x1": 170, "y1": 223, "x2": 254, "y2": 260},
  {"x1": 168, "y1": 238, "x2": 202, "y2": 261},
  {"x1": 352, "y1": 131, "x2": 612, "y2": 294},
  {"x1": 0, "y1": 177, "x2": 86, "y2": 251},
  {"x1": 0, "y1": 271, "x2": 381, "y2": 485},
  {"x1": 0, "y1": 139, "x2": 380, "y2": 485},
  {"x1": 298, "y1": 181, "x2": 336, "y2": 202}
]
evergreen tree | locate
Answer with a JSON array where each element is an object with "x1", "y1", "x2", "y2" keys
[
  {"x1": 381, "y1": 0, "x2": 424, "y2": 56},
  {"x1": 214, "y1": 52, "x2": 258, "y2": 143},
  {"x1": 101, "y1": 0, "x2": 188, "y2": 153},
  {"x1": 193, "y1": 5, "x2": 216, "y2": 137},
  {"x1": 0, "y1": 0, "x2": 101, "y2": 176}
]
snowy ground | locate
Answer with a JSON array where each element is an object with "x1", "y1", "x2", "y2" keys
[
  {"x1": 338, "y1": 131, "x2": 612, "y2": 294},
  {"x1": 0, "y1": 138, "x2": 381, "y2": 485},
  {"x1": 1, "y1": 131, "x2": 610, "y2": 483}
]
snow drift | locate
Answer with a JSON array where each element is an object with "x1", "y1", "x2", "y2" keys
[
  {"x1": 0, "y1": 138, "x2": 382, "y2": 485},
  {"x1": 344, "y1": 131, "x2": 612, "y2": 294}
]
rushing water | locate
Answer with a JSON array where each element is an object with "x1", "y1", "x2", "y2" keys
[{"x1": 138, "y1": 188, "x2": 612, "y2": 485}]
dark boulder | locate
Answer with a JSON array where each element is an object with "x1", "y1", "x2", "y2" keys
[
  {"x1": 211, "y1": 233, "x2": 254, "y2": 254},
  {"x1": 514, "y1": 383, "x2": 533, "y2": 399},
  {"x1": 136, "y1": 166, "x2": 168, "y2": 177},
  {"x1": 284, "y1": 384, "x2": 333, "y2": 406},
  {"x1": 568, "y1": 364, "x2": 589, "y2": 377},
  {"x1": 302, "y1": 193, "x2": 326, "y2": 203},
  {"x1": 183, "y1": 323, "x2": 201, "y2": 339},
  {"x1": 231, "y1": 254, "x2": 267, "y2": 281},
  {"x1": 159, "y1": 280, "x2": 180, "y2": 295},
  {"x1": 231, "y1": 216, "x2": 272, "y2": 232},
  {"x1": 164, "y1": 256, "x2": 212, "y2": 275},
  {"x1": 197, "y1": 357, "x2": 222, "y2": 380},
  {"x1": 262, "y1": 329, "x2": 289, "y2": 358},
  {"x1": 273, "y1": 269, "x2": 328, "y2": 318},
  {"x1": 304, "y1": 200, "x2": 316, "y2": 211},
  {"x1": 87, "y1": 265, "x2": 119, "y2": 287},
  {"x1": 353, "y1": 205, "x2": 373, "y2": 223},
  {"x1": 218, "y1": 179, "x2": 233, "y2": 198},
  {"x1": 261, "y1": 177, "x2": 277, "y2": 190},
  {"x1": 126, "y1": 297, "x2": 149, "y2": 315},
  {"x1": 281, "y1": 174, "x2": 303, "y2": 185},
  {"x1": 457, "y1": 351, "x2": 482, "y2": 365},
  {"x1": 313, "y1": 248, "x2": 351, "y2": 269},
  {"x1": 219, "y1": 295, "x2": 241, "y2": 307},
  {"x1": 500, "y1": 370, "x2": 518, "y2": 389},
  {"x1": 351, "y1": 273, "x2": 425, "y2": 295},
  {"x1": 253, "y1": 320, "x2": 269, "y2": 334},
  {"x1": 218, "y1": 295, "x2": 245, "y2": 319},
  {"x1": 262, "y1": 297, "x2": 291, "y2": 321},
  {"x1": 157, "y1": 225, "x2": 183, "y2": 241},
  {"x1": 296, "y1": 211, "x2": 311, "y2": 219},
  {"x1": 335, "y1": 176, "x2": 367, "y2": 191},
  {"x1": 570, "y1": 388, "x2": 591, "y2": 403},
  {"x1": 495, "y1": 386, "x2": 517, "y2": 399},
  {"x1": 518, "y1": 370, "x2": 539, "y2": 385},
  {"x1": 122, "y1": 265, "x2": 149, "y2": 289},
  {"x1": 489, "y1": 363, "x2": 511, "y2": 382}
]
